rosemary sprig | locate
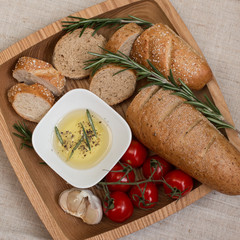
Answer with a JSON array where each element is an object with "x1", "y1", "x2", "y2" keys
[
  {"x1": 62, "y1": 15, "x2": 153, "y2": 37},
  {"x1": 55, "y1": 126, "x2": 64, "y2": 145},
  {"x1": 12, "y1": 121, "x2": 33, "y2": 149},
  {"x1": 86, "y1": 109, "x2": 97, "y2": 137},
  {"x1": 81, "y1": 123, "x2": 91, "y2": 151},
  {"x1": 68, "y1": 135, "x2": 84, "y2": 160},
  {"x1": 84, "y1": 49, "x2": 237, "y2": 131}
]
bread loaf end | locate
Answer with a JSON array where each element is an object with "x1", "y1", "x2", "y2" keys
[{"x1": 131, "y1": 23, "x2": 213, "y2": 90}]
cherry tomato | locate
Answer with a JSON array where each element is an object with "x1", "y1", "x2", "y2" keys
[
  {"x1": 103, "y1": 191, "x2": 133, "y2": 223},
  {"x1": 163, "y1": 169, "x2": 193, "y2": 199},
  {"x1": 121, "y1": 140, "x2": 148, "y2": 168},
  {"x1": 142, "y1": 155, "x2": 173, "y2": 183},
  {"x1": 105, "y1": 162, "x2": 136, "y2": 192},
  {"x1": 129, "y1": 181, "x2": 158, "y2": 209}
]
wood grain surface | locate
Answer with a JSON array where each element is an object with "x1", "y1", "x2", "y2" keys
[{"x1": 0, "y1": 0, "x2": 240, "y2": 240}]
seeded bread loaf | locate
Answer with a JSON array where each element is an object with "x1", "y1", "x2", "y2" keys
[
  {"x1": 126, "y1": 86, "x2": 240, "y2": 195},
  {"x1": 8, "y1": 83, "x2": 55, "y2": 122},
  {"x1": 89, "y1": 64, "x2": 136, "y2": 106},
  {"x1": 53, "y1": 28, "x2": 106, "y2": 79},
  {"x1": 131, "y1": 23, "x2": 213, "y2": 90},
  {"x1": 105, "y1": 23, "x2": 143, "y2": 56},
  {"x1": 13, "y1": 56, "x2": 66, "y2": 96}
]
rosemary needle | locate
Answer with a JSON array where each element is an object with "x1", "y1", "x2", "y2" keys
[
  {"x1": 39, "y1": 162, "x2": 47, "y2": 165},
  {"x1": 12, "y1": 121, "x2": 33, "y2": 149},
  {"x1": 55, "y1": 126, "x2": 64, "y2": 145},
  {"x1": 81, "y1": 123, "x2": 91, "y2": 151},
  {"x1": 68, "y1": 135, "x2": 84, "y2": 160},
  {"x1": 86, "y1": 109, "x2": 97, "y2": 137}
]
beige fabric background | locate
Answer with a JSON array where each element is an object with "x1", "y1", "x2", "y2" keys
[{"x1": 0, "y1": 0, "x2": 240, "y2": 239}]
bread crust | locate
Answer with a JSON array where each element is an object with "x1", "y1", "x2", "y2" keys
[
  {"x1": 131, "y1": 23, "x2": 213, "y2": 90},
  {"x1": 126, "y1": 85, "x2": 159, "y2": 140},
  {"x1": 126, "y1": 87, "x2": 240, "y2": 195},
  {"x1": 105, "y1": 23, "x2": 143, "y2": 56},
  {"x1": 13, "y1": 56, "x2": 66, "y2": 96},
  {"x1": 8, "y1": 83, "x2": 55, "y2": 122}
]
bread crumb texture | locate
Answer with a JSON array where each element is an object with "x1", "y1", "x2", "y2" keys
[
  {"x1": 89, "y1": 64, "x2": 136, "y2": 105},
  {"x1": 53, "y1": 28, "x2": 106, "y2": 79}
]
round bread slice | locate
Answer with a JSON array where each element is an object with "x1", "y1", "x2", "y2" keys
[
  {"x1": 8, "y1": 83, "x2": 55, "y2": 123},
  {"x1": 13, "y1": 56, "x2": 66, "y2": 96},
  {"x1": 89, "y1": 65, "x2": 136, "y2": 106},
  {"x1": 53, "y1": 28, "x2": 106, "y2": 79},
  {"x1": 105, "y1": 23, "x2": 143, "y2": 56}
]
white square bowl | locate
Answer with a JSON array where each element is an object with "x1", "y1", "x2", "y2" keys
[{"x1": 32, "y1": 89, "x2": 132, "y2": 188}]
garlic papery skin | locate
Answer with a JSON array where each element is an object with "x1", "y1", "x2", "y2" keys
[{"x1": 59, "y1": 188, "x2": 103, "y2": 224}]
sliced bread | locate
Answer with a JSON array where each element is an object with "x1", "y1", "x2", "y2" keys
[
  {"x1": 105, "y1": 23, "x2": 143, "y2": 56},
  {"x1": 8, "y1": 83, "x2": 55, "y2": 123},
  {"x1": 52, "y1": 28, "x2": 106, "y2": 79},
  {"x1": 89, "y1": 65, "x2": 136, "y2": 106},
  {"x1": 13, "y1": 56, "x2": 66, "y2": 96}
]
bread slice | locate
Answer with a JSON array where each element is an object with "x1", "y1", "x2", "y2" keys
[
  {"x1": 89, "y1": 64, "x2": 136, "y2": 106},
  {"x1": 105, "y1": 23, "x2": 143, "y2": 56},
  {"x1": 13, "y1": 56, "x2": 66, "y2": 96},
  {"x1": 131, "y1": 23, "x2": 213, "y2": 90},
  {"x1": 52, "y1": 28, "x2": 106, "y2": 79},
  {"x1": 8, "y1": 83, "x2": 55, "y2": 123}
]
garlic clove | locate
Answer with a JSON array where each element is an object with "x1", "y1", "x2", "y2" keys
[
  {"x1": 67, "y1": 190, "x2": 87, "y2": 216},
  {"x1": 82, "y1": 194, "x2": 103, "y2": 225},
  {"x1": 59, "y1": 188, "x2": 103, "y2": 224},
  {"x1": 59, "y1": 190, "x2": 71, "y2": 213}
]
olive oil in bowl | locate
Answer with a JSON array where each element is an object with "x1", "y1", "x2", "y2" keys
[{"x1": 53, "y1": 109, "x2": 112, "y2": 169}]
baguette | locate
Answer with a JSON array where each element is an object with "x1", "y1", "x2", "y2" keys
[
  {"x1": 52, "y1": 28, "x2": 106, "y2": 79},
  {"x1": 105, "y1": 23, "x2": 143, "y2": 56},
  {"x1": 131, "y1": 23, "x2": 213, "y2": 90},
  {"x1": 13, "y1": 56, "x2": 66, "y2": 96},
  {"x1": 126, "y1": 86, "x2": 240, "y2": 195},
  {"x1": 8, "y1": 83, "x2": 55, "y2": 123},
  {"x1": 89, "y1": 64, "x2": 136, "y2": 106}
]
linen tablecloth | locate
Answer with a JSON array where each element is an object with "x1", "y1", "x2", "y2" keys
[{"x1": 0, "y1": 0, "x2": 239, "y2": 239}]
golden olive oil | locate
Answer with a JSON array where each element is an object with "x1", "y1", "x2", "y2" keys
[{"x1": 53, "y1": 109, "x2": 112, "y2": 169}]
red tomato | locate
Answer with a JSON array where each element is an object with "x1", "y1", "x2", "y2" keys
[
  {"x1": 142, "y1": 155, "x2": 173, "y2": 183},
  {"x1": 121, "y1": 140, "x2": 148, "y2": 168},
  {"x1": 105, "y1": 162, "x2": 136, "y2": 192},
  {"x1": 103, "y1": 191, "x2": 133, "y2": 223},
  {"x1": 129, "y1": 181, "x2": 158, "y2": 209},
  {"x1": 163, "y1": 169, "x2": 193, "y2": 199}
]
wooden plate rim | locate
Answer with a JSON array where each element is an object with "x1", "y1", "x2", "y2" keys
[{"x1": 1, "y1": 0, "x2": 238, "y2": 239}]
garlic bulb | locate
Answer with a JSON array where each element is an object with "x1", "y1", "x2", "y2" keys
[{"x1": 59, "y1": 188, "x2": 103, "y2": 225}]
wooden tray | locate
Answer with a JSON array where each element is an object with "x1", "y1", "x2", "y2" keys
[{"x1": 0, "y1": 0, "x2": 239, "y2": 239}]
